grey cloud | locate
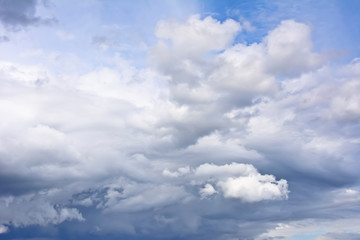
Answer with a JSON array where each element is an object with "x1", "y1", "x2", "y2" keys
[
  {"x1": 0, "y1": 193, "x2": 84, "y2": 227},
  {"x1": 0, "y1": 0, "x2": 56, "y2": 30},
  {"x1": 0, "y1": 35, "x2": 9, "y2": 42},
  {"x1": 147, "y1": 17, "x2": 325, "y2": 150},
  {"x1": 92, "y1": 35, "x2": 114, "y2": 50}
]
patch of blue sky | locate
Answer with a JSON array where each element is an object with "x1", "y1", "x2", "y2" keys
[{"x1": 201, "y1": 0, "x2": 360, "y2": 63}]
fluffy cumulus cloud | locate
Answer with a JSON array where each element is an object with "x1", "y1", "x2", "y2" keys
[
  {"x1": 265, "y1": 20, "x2": 322, "y2": 77},
  {"x1": 0, "y1": 8, "x2": 360, "y2": 240},
  {"x1": 154, "y1": 14, "x2": 241, "y2": 58},
  {"x1": 161, "y1": 162, "x2": 288, "y2": 202},
  {"x1": 218, "y1": 174, "x2": 288, "y2": 202},
  {"x1": 196, "y1": 163, "x2": 288, "y2": 202}
]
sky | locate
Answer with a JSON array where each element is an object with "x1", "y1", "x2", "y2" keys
[{"x1": 0, "y1": 0, "x2": 360, "y2": 240}]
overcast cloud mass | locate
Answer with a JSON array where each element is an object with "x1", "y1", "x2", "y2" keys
[{"x1": 0, "y1": 0, "x2": 360, "y2": 239}]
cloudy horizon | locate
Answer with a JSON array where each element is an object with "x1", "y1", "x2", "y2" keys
[{"x1": 0, "y1": 0, "x2": 360, "y2": 239}]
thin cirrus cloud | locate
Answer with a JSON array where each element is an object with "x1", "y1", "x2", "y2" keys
[{"x1": 0, "y1": 0, "x2": 359, "y2": 239}]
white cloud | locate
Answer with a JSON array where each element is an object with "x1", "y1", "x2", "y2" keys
[
  {"x1": 150, "y1": 17, "x2": 323, "y2": 113},
  {"x1": 155, "y1": 14, "x2": 241, "y2": 58},
  {"x1": 209, "y1": 43, "x2": 277, "y2": 95},
  {"x1": 186, "y1": 132, "x2": 263, "y2": 162},
  {"x1": 0, "y1": 61, "x2": 53, "y2": 85},
  {"x1": 218, "y1": 175, "x2": 288, "y2": 202},
  {"x1": 24, "y1": 124, "x2": 67, "y2": 150},
  {"x1": 199, "y1": 183, "x2": 217, "y2": 199},
  {"x1": 163, "y1": 166, "x2": 190, "y2": 178},
  {"x1": 265, "y1": 20, "x2": 322, "y2": 77},
  {"x1": 77, "y1": 63, "x2": 168, "y2": 108},
  {"x1": 0, "y1": 224, "x2": 8, "y2": 234},
  {"x1": 330, "y1": 79, "x2": 360, "y2": 121},
  {"x1": 162, "y1": 162, "x2": 289, "y2": 202},
  {"x1": 194, "y1": 162, "x2": 257, "y2": 179},
  {"x1": 192, "y1": 163, "x2": 288, "y2": 202}
]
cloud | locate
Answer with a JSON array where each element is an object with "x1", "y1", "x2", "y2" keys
[
  {"x1": 199, "y1": 184, "x2": 216, "y2": 199},
  {"x1": 265, "y1": 20, "x2": 322, "y2": 77},
  {"x1": 149, "y1": 15, "x2": 242, "y2": 96},
  {"x1": 0, "y1": 0, "x2": 56, "y2": 30},
  {"x1": 194, "y1": 162, "x2": 257, "y2": 178},
  {"x1": 0, "y1": 35, "x2": 9, "y2": 42},
  {"x1": 102, "y1": 184, "x2": 191, "y2": 212},
  {"x1": 0, "y1": 60, "x2": 53, "y2": 85},
  {"x1": 257, "y1": 218, "x2": 360, "y2": 240},
  {"x1": 0, "y1": 13, "x2": 359, "y2": 239},
  {"x1": 161, "y1": 162, "x2": 288, "y2": 202},
  {"x1": 193, "y1": 163, "x2": 288, "y2": 202},
  {"x1": 92, "y1": 35, "x2": 113, "y2": 50},
  {"x1": 163, "y1": 166, "x2": 190, "y2": 178},
  {"x1": 0, "y1": 224, "x2": 8, "y2": 234},
  {"x1": 208, "y1": 42, "x2": 277, "y2": 98},
  {"x1": 218, "y1": 175, "x2": 288, "y2": 202},
  {"x1": 0, "y1": 193, "x2": 84, "y2": 227},
  {"x1": 155, "y1": 14, "x2": 241, "y2": 58}
]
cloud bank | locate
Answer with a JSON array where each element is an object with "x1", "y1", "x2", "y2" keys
[{"x1": 0, "y1": 6, "x2": 359, "y2": 239}]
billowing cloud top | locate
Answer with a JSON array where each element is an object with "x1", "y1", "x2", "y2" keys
[{"x1": 0, "y1": 1, "x2": 360, "y2": 239}]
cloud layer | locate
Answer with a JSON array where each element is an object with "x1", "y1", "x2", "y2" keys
[{"x1": 0, "y1": 4, "x2": 359, "y2": 239}]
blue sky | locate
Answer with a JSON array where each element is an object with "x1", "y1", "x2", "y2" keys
[{"x1": 0, "y1": 1, "x2": 360, "y2": 240}]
